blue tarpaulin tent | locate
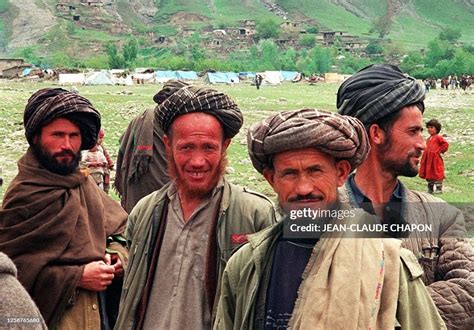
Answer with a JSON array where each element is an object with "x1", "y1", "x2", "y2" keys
[
  {"x1": 155, "y1": 70, "x2": 178, "y2": 82},
  {"x1": 176, "y1": 71, "x2": 198, "y2": 80},
  {"x1": 280, "y1": 71, "x2": 299, "y2": 81}
]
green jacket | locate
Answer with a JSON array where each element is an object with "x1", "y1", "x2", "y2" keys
[
  {"x1": 214, "y1": 222, "x2": 446, "y2": 330},
  {"x1": 115, "y1": 179, "x2": 277, "y2": 330}
]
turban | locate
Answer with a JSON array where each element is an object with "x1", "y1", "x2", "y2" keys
[
  {"x1": 24, "y1": 88, "x2": 101, "y2": 150},
  {"x1": 247, "y1": 109, "x2": 370, "y2": 173},
  {"x1": 337, "y1": 64, "x2": 425, "y2": 125},
  {"x1": 157, "y1": 85, "x2": 243, "y2": 138},
  {"x1": 153, "y1": 79, "x2": 189, "y2": 104}
]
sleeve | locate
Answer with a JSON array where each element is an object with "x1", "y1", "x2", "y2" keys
[
  {"x1": 101, "y1": 146, "x2": 115, "y2": 169},
  {"x1": 427, "y1": 237, "x2": 474, "y2": 328},
  {"x1": 438, "y1": 136, "x2": 449, "y2": 154},
  {"x1": 213, "y1": 256, "x2": 237, "y2": 330},
  {"x1": 396, "y1": 249, "x2": 447, "y2": 329}
]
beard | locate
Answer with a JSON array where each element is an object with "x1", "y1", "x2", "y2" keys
[
  {"x1": 378, "y1": 135, "x2": 420, "y2": 177},
  {"x1": 167, "y1": 152, "x2": 228, "y2": 199},
  {"x1": 32, "y1": 143, "x2": 81, "y2": 175}
]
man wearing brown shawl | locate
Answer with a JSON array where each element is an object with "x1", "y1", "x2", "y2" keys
[
  {"x1": 115, "y1": 86, "x2": 277, "y2": 329},
  {"x1": 337, "y1": 64, "x2": 473, "y2": 329},
  {"x1": 115, "y1": 80, "x2": 189, "y2": 213},
  {"x1": 214, "y1": 109, "x2": 445, "y2": 329},
  {"x1": 0, "y1": 88, "x2": 128, "y2": 329}
]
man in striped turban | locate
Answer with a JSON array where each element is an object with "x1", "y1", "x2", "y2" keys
[
  {"x1": 214, "y1": 108, "x2": 444, "y2": 329},
  {"x1": 0, "y1": 88, "x2": 128, "y2": 328},
  {"x1": 337, "y1": 64, "x2": 473, "y2": 329},
  {"x1": 116, "y1": 86, "x2": 277, "y2": 330}
]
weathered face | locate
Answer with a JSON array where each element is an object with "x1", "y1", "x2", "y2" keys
[
  {"x1": 377, "y1": 105, "x2": 426, "y2": 177},
  {"x1": 263, "y1": 148, "x2": 350, "y2": 214},
  {"x1": 164, "y1": 112, "x2": 230, "y2": 199},
  {"x1": 33, "y1": 118, "x2": 82, "y2": 175}
]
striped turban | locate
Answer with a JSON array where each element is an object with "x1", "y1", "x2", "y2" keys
[
  {"x1": 24, "y1": 88, "x2": 101, "y2": 150},
  {"x1": 157, "y1": 86, "x2": 243, "y2": 138},
  {"x1": 247, "y1": 109, "x2": 370, "y2": 173},
  {"x1": 337, "y1": 64, "x2": 425, "y2": 125}
]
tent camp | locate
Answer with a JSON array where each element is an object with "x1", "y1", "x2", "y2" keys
[
  {"x1": 280, "y1": 71, "x2": 299, "y2": 81},
  {"x1": 155, "y1": 70, "x2": 179, "y2": 83},
  {"x1": 204, "y1": 72, "x2": 240, "y2": 84},
  {"x1": 85, "y1": 71, "x2": 115, "y2": 85},
  {"x1": 259, "y1": 71, "x2": 282, "y2": 85},
  {"x1": 176, "y1": 70, "x2": 198, "y2": 80},
  {"x1": 59, "y1": 73, "x2": 85, "y2": 85}
]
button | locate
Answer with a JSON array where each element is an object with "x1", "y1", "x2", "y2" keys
[{"x1": 92, "y1": 304, "x2": 98, "y2": 310}]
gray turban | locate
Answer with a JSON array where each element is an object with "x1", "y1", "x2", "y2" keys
[
  {"x1": 157, "y1": 86, "x2": 243, "y2": 138},
  {"x1": 337, "y1": 64, "x2": 425, "y2": 125},
  {"x1": 247, "y1": 109, "x2": 370, "y2": 173},
  {"x1": 24, "y1": 88, "x2": 101, "y2": 150},
  {"x1": 153, "y1": 79, "x2": 189, "y2": 104}
]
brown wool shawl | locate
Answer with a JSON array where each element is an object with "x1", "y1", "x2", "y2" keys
[{"x1": 0, "y1": 148, "x2": 127, "y2": 327}]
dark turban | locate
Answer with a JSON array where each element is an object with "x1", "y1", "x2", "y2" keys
[
  {"x1": 247, "y1": 109, "x2": 370, "y2": 173},
  {"x1": 153, "y1": 79, "x2": 189, "y2": 104},
  {"x1": 337, "y1": 64, "x2": 425, "y2": 125},
  {"x1": 24, "y1": 88, "x2": 101, "y2": 150},
  {"x1": 157, "y1": 86, "x2": 243, "y2": 138}
]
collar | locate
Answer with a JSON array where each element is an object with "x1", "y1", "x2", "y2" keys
[{"x1": 348, "y1": 173, "x2": 403, "y2": 205}]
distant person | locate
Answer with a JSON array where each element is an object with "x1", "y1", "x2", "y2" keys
[
  {"x1": 82, "y1": 141, "x2": 109, "y2": 191},
  {"x1": 419, "y1": 119, "x2": 449, "y2": 194},
  {"x1": 97, "y1": 128, "x2": 114, "y2": 193},
  {"x1": 0, "y1": 88, "x2": 128, "y2": 328},
  {"x1": 115, "y1": 80, "x2": 189, "y2": 213},
  {"x1": 255, "y1": 73, "x2": 263, "y2": 90}
]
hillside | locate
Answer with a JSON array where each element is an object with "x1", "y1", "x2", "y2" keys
[{"x1": 0, "y1": 0, "x2": 472, "y2": 60}]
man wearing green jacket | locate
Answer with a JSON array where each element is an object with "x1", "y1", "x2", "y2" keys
[
  {"x1": 115, "y1": 86, "x2": 277, "y2": 330},
  {"x1": 214, "y1": 109, "x2": 445, "y2": 329}
]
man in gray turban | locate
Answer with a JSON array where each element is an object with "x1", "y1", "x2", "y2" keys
[
  {"x1": 337, "y1": 64, "x2": 473, "y2": 329},
  {"x1": 0, "y1": 88, "x2": 127, "y2": 328},
  {"x1": 214, "y1": 108, "x2": 444, "y2": 329},
  {"x1": 116, "y1": 86, "x2": 276, "y2": 330}
]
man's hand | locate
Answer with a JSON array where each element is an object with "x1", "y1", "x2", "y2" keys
[
  {"x1": 78, "y1": 260, "x2": 115, "y2": 291},
  {"x1": 105, "y1": 253, "x2": 124, "y2": 277}
]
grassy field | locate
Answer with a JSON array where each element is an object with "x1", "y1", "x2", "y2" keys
[{"x1": 0, "y1": 80, "x2": 473, "y2": 233}]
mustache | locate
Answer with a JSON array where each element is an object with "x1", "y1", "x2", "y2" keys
[
  {"x1": 287, "y1": 194, "x2": 321, "y2": 202},
  {"x1": 409, "y1": 150, "x2": 422, "y2": 158},
  {"x1": 53, "y1": 150, "x2": 76, "y2": 157}
]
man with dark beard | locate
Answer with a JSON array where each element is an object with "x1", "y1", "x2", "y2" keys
[
  {"x1": 115, "y1": 86, "x2": 277, "y2": 330},
  {"x1": 337, "y1": 64, "x2": 474, "y2": 329},
  {"x1": 0, "y1": 88, "x2": 128, "y2": 329}
]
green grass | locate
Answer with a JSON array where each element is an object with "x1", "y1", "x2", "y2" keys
[
  {"x1": 1, "y1": 81, "x2": 472, "y2": 206},
  {"x1": 0, "y1": 0, "x2": 9, "y2": 13},
  {"x1": 1, "y1": 82, "x2": 473, "y2": 236}
]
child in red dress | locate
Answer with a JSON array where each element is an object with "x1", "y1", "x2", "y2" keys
[{"x1": 419, "y1": 119, "x2": 449, "y2": 193}]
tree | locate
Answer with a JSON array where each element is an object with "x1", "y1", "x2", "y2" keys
[
  {"x1": 306, "y1": 26, "x2": 319, "y2": 34},
  {"x1": 255, "y1": 19, "x2": 281, "y2": 40},
  {"x1": 365, "y1": 42, "x2": 384, "y2": 55},
  {"x1": 299, "y1": 35, "x2": 316, "y2": 48},
  {"x1": 105, "y1": 42, "x2": 125, "y2": 69},
  {"x1": 439, "y1": 28, "x2": 461, "y2": 43},
  {"x1": 123, "y1": 39, "x2": 138, "y2": 65},
  {"x1": 370, "y1": 15, "x2": 392, "y2": 38}
]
